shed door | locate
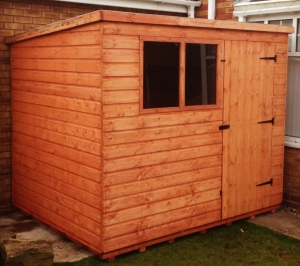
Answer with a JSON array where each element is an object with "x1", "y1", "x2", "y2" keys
[{"x1": 222, "y1": 41, "x2": 275, "y2": 219}]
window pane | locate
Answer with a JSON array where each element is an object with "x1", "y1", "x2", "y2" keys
[
  {"x1": 185, "y1": 43, "x2": 217, "y2": 106},
  {"x1": 286, "y1": 57, "x2": 300, "y2": 137},
  {"x1": 143, "y1": 42, "x2": 180, "y2": 109},
  {"x1": 297, "y1": 19, "x2": 300, "y2": 52}
]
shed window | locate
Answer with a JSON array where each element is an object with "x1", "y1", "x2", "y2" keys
[
  {"x1": 143, "y1": 42, "x2": 180, "y2": 109},
  {"x1": 143, "y1": 41, "x2": 217, "y2": 110},
  {"x1": 185, "y1": 43, "x2": 217, "y2": 106}
]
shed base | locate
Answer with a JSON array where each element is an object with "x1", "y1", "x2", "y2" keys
[{"x1": 100, "y1": 205, "x2": 280, "y2": 261}]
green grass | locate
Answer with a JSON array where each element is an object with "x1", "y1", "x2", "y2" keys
[
  {"x1": 53, "y1": 220, "x2": 300, "y2": 266},
  {"x1": 1, "y1": 220, "x2": 300, "y2": 266}
]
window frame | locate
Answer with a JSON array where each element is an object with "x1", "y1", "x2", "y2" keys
[{"x1": 140, "y1": 37, "x2": 224, "y2": 114}]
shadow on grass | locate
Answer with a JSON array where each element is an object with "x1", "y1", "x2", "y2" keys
[{"x1": 54, "y1": 220, "x2": 300, "y2": 266}]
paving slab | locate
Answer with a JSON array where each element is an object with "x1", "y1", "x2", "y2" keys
[
  {"x1": 0, "y1": 210, "x2": 94, "y2": 263},
  {"x1": 249, "y1": 211, "x2": 300, "y2": 240}
]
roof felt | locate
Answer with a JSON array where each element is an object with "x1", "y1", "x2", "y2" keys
[{"x1": 5, "y1": 10, "x2": 294, "y2": 44}]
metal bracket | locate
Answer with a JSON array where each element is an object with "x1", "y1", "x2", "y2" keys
[
  {"x1": 219, "y1": 124, "x2": 230, "y2": 130},
  {"x1": 258, "y1": 118, "x2": 274, "y2": 125},
  {"x1": 260, "y1": 55, "x2": 277, "y2": 62},
  {"x1": 257, "y1": 178, "x2": 273, "y2": 187}
]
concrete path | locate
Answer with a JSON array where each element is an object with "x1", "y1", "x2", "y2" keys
[{"x1": 249, "y1": 211, "x2": 300, "y2": 240}]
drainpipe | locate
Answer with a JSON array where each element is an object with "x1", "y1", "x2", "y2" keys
[
  {"x1": 208, "y1": 0, "x2": 215, "y2": 20},
  {"x1": 56, "y1": 0, "x2": 201, "y2": 18}
]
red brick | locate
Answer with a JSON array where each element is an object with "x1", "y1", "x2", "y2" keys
[
  {"x1": 0, "y1": 165, "x2": 11, "y2": 173},
  {"x1": 0, "y1": 145, "x2": 11, "y2": 153},
  {"x1": 12, "y1": 3, "x2": 32, "y2": 10},
  {"x1": 0, "y1": 2, "x2": 13, "y2": 9},
  {"x1": 59, "y1": 2, "x2": 78, "y2": 8},
  {"x1": 290, "y1": 195, "x2": 300, "y2": 204},
  {"x1": 0, "y1": 29, "x2": 14, "y2": 36},
  {"x1": 60, "y1": 13, "x2": 78, "y2": 20},
  {"x1": 33, "y1": 17, "x2": 51, "y2": 24},
  {"x1": 5, "y1": 22, "x2": 24, "y2": 30},
  {"x1": 3, "y1": 8, "x2": 23, "y2": 16},
  {"x1": 13, "y1": 30, "x2": 26, "y2": 35},
  {"x1": 0, "y1": 78, "x2": 10, "y2": 85},
  {"x1": 24, "y1": 24, "x2": 40, "y2": 31},
  {"x1": 32, "y1": 4, "x2": 50, "y2": 11},
  {"x1": 283, "y1": 200, "x2": 300, "y2": 209},
  {"x1": 0, "y1": 15, "x2": 14, "y2": 23},
  {"x1": 23, "y1": 10, "x2": 42, "y2": 17},
  {"x1": 42, "y1": 11, "x2": 60, "y2": 19},
  {"x1": 67, "y1": 7, "x2": 84, "y2": 15},
  {"x1": 23, "y1": 0, "x2": 42, "y2": 4},
  {"x1": 42, "y1": 0, "x2": 60, "y2": 6},
  {"x1": 14, "y1": 16, "x2": 33, "y2": 23},
  {"x1": 0, "y1": 158, "x2": 7, "y2": 166},
  {"x1": 83, "y1": 8, "x2": 99, "y2": 14},
  {"x1": 49, "y1": 6, "x2": 68, "y2": 13},
  {"x1": 216, "y1": 2, "x2": 233, "y2": 8}
]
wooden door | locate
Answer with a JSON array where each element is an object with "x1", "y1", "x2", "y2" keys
[{"x1": 222, "y1": 41, "x2": 275, "y2": 219}]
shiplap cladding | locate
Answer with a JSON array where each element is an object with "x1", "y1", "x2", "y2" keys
[{"x1": 10, "y1": 22, "x2": 103, "y2": 253}]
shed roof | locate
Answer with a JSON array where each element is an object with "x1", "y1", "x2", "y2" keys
[{"x1": 4, "y1": 10, "x2": 294, "y2": 44}]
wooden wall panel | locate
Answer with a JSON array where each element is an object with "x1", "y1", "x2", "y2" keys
[
  {"x1": 102, "y1": 32, "x2": 223, "y2": 252},
  {"x1": 11, "y1": 23, "x2": 102, "y2": 253},
  {"x1": 270, "y1": 42, "x2": 288, "y2": 205},
  {"x1": 103, "y1": 22, "x2": 288, "y2": 43}
]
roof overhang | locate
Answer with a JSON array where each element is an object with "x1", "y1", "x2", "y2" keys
[
  {"x1": 234, "y1": 0, "x2": 300, "y2": 21},
  {"x1": 56, "y1": 0, "x2": 201, "y2": 17},
  {"x1": 4, "y1": 10, "x2": 293, "y2": 44}
]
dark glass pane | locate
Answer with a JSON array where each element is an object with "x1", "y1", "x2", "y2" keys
[
  {"x1": 297, "y1": 19, "x2": 300, "y2": 52},
  {"x1": 143, "y1": 42, "x2": 180, "y2": 109},
  {"x1": 185, "y1": 43, "x2": 217, "y2": 106}
]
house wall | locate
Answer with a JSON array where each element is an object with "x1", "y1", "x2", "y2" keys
[
  {"x1": 10, "y1": 21, "x2": 103, "y2": 253},
  {"x1": 283, "y1": 147, "x2": 300, "y2": 209},
  {"x1": 196, "y1": 0, "x2": 235, "y2": 20},
  {"x1": 0, "y1": 0, "x2": 189, "y2": 210}
]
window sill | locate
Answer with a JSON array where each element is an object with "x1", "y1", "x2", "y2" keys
[{"x1": 285, "y1": 136, "x2": 300, "y2": 149}]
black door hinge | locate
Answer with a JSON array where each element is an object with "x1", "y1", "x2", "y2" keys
[
  {"x1": 258, "y1": 118, "x2": 274, "y2": 125},
  {"x1": 257, "y1": 178, "x2": 273, "y2": 187},
  {"x1": 260, "y1": 55, "x2": 277, "y2": 62},
  {"x1": 220, "y1": 190, "x2": 222, "y2": 197},
  {"x1": 219, "y1": 124, "x2": 230, "y2": 130}
]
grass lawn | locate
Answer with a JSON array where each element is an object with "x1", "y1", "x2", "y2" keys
[
  {"x1": 54, "y1": 219, "x2": 300, "y2": 266},
  {"x1": 1, "y1": 219, "x2": 300, "y2": 266}
]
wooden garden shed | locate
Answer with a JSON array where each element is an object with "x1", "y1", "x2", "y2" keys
[{"x1": 5, "y1": 10, "x2": 293, "y2": 261}]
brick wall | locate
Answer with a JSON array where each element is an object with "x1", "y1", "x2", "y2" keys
[
  {"x1": 283, "y1": 147, "x2": 300, "y2": 209},
  {"x1": 196, "y1": 0, "x2": 235, "y2": 20}
]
